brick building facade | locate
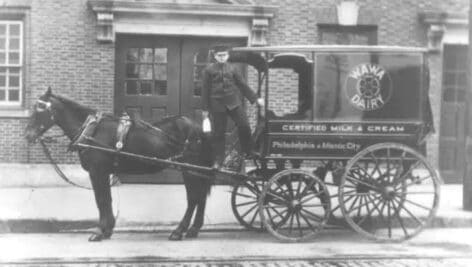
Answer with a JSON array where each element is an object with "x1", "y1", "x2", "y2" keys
[{"x1": 0, "y1": 0, "x2": 469, "y2": 184}]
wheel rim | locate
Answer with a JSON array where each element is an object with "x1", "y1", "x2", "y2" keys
[
  {"x1": 259, "y1": 169, "x2": 331, "y2": 242},
  {"x1": 339, "y1": 143, "x2": 440, "y2": 242},
  {"x1": 231, "y1": 170, "x2": 266, "y2": 231}
]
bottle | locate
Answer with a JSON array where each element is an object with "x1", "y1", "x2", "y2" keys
[{"x1": 202, "y1": 116, "x2": 211, "y2": 133}]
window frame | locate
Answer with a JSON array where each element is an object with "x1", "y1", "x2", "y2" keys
[
  {"x1": 317, "y1": 24, "x2": 378, "y2": 45},
  {"x1": 0, "y1": 20, "x2": 23, "y2": 107}
]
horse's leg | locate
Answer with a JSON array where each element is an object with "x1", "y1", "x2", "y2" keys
[
  {"x1": 185, "y1": 185, "x2": 207, "y2": 239},
  {"x1": 169, "y1": 174, "x2": 196, "y2": 241},
  {"x1": 88, "y1": 168, "x2": 115, "y2": 242}
]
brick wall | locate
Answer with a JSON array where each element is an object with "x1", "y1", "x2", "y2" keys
[
  {"x1": 0, "y1": 0, "x2": 469, "y2": 168},
  {"x1": 1, "y1": 0, "x2": 114, "y2": 163}
]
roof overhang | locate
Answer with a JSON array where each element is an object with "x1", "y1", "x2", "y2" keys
[
  {"x1": 88, "y1": 0, "x2": 276, "y2": 18},
  {"x1": 87, "y1": 0, "x2": 277, "y2": 43}
]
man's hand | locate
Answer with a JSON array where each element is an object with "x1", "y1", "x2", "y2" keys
[
  {"x1": 256, "y1": 98, "x2": 265, "y2": 107},
  {"x1": 202, "y1": 110, "x2": 209, "y2": 118}
]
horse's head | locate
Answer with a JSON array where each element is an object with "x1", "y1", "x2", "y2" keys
[{"x1": 25, "y1": 87, "x2": 60, "y2": 143}]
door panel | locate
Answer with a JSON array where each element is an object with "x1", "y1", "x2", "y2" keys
[
  {"x1": 439, "y1": 45, "x2": 467, "y2": 183},
  {"x1": 115, "y1": 36, "x2": 180, "y2": 122}
]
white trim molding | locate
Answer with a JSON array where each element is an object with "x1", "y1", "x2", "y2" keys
[
  {"x1": 88, "y1": 0, "x2": 277, "y2": 45},
  {"x1": 419, "y1": 11, "x2": 468, "y2": 53}
]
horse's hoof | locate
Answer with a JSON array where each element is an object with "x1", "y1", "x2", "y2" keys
[
  {"x1": 185, "y1": 227, "x2": 199, "y2": 238},
  {"x1": 168, "y1": 231, "x2": 183, "y2": 241},
  {"x1": 88, "y1": 233, "x2": 103, "y2": 242}
]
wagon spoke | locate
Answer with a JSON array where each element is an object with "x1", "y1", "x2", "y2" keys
[
  {"x1": 387, "y1": 200, "x2": 392, "y2": 238},
  {"x1": 390, "y1": 198, "x2": 409, "y2": 237},
  {"x1": 233, "y1": 191, "x2": 256, "y2": 199},
  {"x1": 300, "y1": 208, "x2": 324, "y2": 222},
  {"x1": 295, "y1": 211, "x2": 303, "y2": 237},
  {"x1": 401, "y1": 197, "x2": 433, "y2": 211},
  {"x1": 236, "y1": 200, "x2": 258, "y2": 207},
  {"x1": 392, "y1": 196, "x2": 424, "y2": 227},
  {"x1": 300, "y1": 190, "x2": 325, "y2": 204},
  {"x1": 298, "y1": 210, "x2": 315, "y2": 230},
  {"x1": 241, "y1": 202, "x2": 259, "y2": 219},
  {"x1": 345, "y1": 175, "x2": 379, "y2": 191}
]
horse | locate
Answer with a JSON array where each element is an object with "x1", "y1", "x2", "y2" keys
[{"x1": 24, "y1": 87, "x2": 214, "y2": 242}]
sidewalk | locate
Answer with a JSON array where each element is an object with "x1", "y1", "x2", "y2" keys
[{"x1": 0, "y1": 183, "x2": 471, "y2": 233}]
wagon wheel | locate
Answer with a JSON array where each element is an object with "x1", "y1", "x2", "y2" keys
[
  {"x1": 339, "y1": 143, "x2": 440, "y2": 242},
  {"x1": 231, "y1": 170, "x2": 266, "y2": 231},
  {"x1": 259, "y1": 169, "x2": 331, "y2": 242}
]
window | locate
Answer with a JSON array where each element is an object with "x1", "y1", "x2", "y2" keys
[
  {"x1": 318, "y1": 24, "x2": 377, "y2": 45},
  {"x1": 442, "y1": 45, "x2": 468, "y2": 103},
  {"x1": 0, "y1": 21, "x2": 23, "y2": 106},
  {"x1": 125, "y1": 47, "x2": 168, "y2": 96}
]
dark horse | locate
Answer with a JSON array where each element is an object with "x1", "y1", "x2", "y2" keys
[{"x1": 25, "y1": 88, "x2": 214, "y2": 241}]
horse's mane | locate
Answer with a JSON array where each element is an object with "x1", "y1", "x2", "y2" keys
[{"x1": 51, "y1": 94, "x2": 96, "y2": 115}]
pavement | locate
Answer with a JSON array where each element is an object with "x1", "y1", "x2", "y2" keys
[
  {"x1": 0, "y1": 178, "x2": 471, "y2": 234},
  {"x1": 1, "y1": 229, "x2": 472, "y2": 265}
]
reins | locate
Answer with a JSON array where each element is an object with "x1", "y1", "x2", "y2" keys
[{"x1": 39, "y1": 136, "x2": 120, "y2": 190}]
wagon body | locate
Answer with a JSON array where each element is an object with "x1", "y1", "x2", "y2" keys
[
  {"x1": 231, "y1": 45, "x2": 434, "y2": 160},
  {"x1": 229, "y1": 45, "x2": 440, "y2": 243}
]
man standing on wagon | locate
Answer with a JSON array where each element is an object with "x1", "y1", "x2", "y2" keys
[{"x1": 201, "y1": 45, "x2": 264, "y2": 170}]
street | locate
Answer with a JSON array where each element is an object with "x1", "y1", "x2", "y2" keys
[{"x1": 1, "y1": 228, "x2": 471, "y2": 266}]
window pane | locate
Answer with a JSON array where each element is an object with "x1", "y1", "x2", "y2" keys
[
  {"x1": 194, "y1": 65, "x2": 205, "y2": 81},
  {"x1": 0, "y1": 52, "x2": 5, "y2": 64},
  {"x1": 139, "y1": 48, "x2": 153, "y2": 62},
  {"x1": 9, "y1": 75, "x2": 19, "y2": 87},
  {"x1": 194, "y1": 49, "x2": 209, "y2": 63},
  {"x1": 154, "y1": 80, "x2": 167, "y2": 95},
  {"x1": 0, "y1": 38, "x2": 5, "y2": 49},
  {"x1": 139, "y1": 64, "x2": 153, "y2": 79},
  {"x1": 126, "y1": 48, "x2": 139, "y2": 62},
  {"x1": 9, "y1": 24, "x2": 20, "y2": 36},
  {"x1": 0, "y1": 25, "x2": 5, "y2": 35},
  {"x1": 0, "y1": 67, "x2": 5, "y2": 73},
  {"x1": 9, "y1": 38, "x2": 19, "y2": 50},
  {"x1": 125, "y1": 80, "x2": 138, "y2": 95},
  {"x1": 140, "y1": 81, "x2": 152, "y2": 95},
  {"x1": 8, "y1": 89, "x2": 19, "y2": 101},
  {"x1": 443, "y1": 88, "x2": 455, "y2": 102},
  {"x1": 9, "y1": 52, "x2": 19, "y2": 64},
  {"x1": 126, "y1": 63, "x2": 138, "y2": 78},
  {"x1": 154, "y1": 48, "x2": 167, "y2": 63},
  {"x1": 0, "y1": 89, "x2": 5, "y2": 100},
  {"x1": 194, "y1": 81, "x2": 201, "y2": 96},
  {"x1": 154, "y1": 64, "x2": 167, "y2": 80},
  {"x1": 9, "y1": 67, "x2": 20, "y2": 74},
  {"x1": 0, "y1": 75, "x2": 5, "y2": 86}
]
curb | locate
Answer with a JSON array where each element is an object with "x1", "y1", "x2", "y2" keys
[{"x1": 2, "y1": 214, "x2": 472, "y2": 234}]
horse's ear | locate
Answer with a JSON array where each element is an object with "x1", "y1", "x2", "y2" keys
[{"x1": 45, "y1": 87, "x2": 52, "y2": 96}]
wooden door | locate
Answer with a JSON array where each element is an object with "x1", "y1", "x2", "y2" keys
[
  {"x1": 115, "y1": 35, "x2": 246, "y2": 183},
  {"x1": 439, "y1": 45, "x2": 468, "y2": 183},
  {"x1": 115, "y1": 36, "x2": 180, "y2": 122}
]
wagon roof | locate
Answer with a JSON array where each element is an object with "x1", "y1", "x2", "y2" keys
[{"x1": 232, "y1": 45, "x2": 427, "y2": 53}]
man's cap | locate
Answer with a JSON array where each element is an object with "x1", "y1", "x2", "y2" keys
[{"x1": 212, "y1": 45, "x2": 230, "y2": 53}]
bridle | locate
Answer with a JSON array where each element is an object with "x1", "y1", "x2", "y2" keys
[{"x1": 33, "y1": 99, "x2": 57, "y2": 134}]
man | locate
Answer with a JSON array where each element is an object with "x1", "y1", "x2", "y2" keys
[{"x1": 201, "y1": 45, "x2": 264, "y2": 170}]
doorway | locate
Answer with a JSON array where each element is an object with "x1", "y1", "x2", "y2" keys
[{"x1": 115, "y1": 35, "x2": 246, "y2": 183}]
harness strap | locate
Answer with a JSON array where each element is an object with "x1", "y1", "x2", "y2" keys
[
  {"x1": 115, "y1": 112, "x2": 132, "y2": 151},
  {"x1": 69, "y1": 112, "x2": 104, "y2": 151}
]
